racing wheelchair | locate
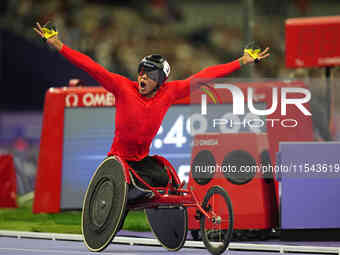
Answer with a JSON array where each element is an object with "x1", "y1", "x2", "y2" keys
[{"x1": 82, "y1": 155, "x2": 234, "y2": 255}]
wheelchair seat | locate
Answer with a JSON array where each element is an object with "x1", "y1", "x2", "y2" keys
[
  {"x1": 126, "y1": 155, "x2": 181, "y2": 202},
  {"x1": 127, "y1": 170, "x2": 154, "y2": 202}
]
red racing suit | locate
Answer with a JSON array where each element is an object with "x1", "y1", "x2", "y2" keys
[{"x1": 60, "y1": 45, "x2": 241, "y2": 161}]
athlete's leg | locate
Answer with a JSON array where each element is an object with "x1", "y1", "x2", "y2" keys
[
  {"x1": 143, "y1": 156, "x2": 169, "y2": 187},
  {"x1": 127, "y1": 159, "x2": 154, "y2": 188},
  {"x1": 127, "y1": 156, "x2": 169, "y2": 187}
]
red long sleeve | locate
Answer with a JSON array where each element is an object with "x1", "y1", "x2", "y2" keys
[
  {"x1": 167, "y1": 60, "x2": 241, "y2": 100},
  {"x1": 60, "y1": 44, "x2": 130, "y2": 96},
  {"x1": 58, "y1": 45, "x2": 241, "y2": 161}
]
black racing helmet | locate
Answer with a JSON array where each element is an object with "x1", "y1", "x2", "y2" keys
[{"x1": 138, "y1": 54, "x2": 171, "y2": 85}]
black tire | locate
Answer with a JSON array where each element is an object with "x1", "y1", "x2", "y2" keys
[
  {"x1": 200, "y1": 186, "x2": 233, "y2": 255},
  {"x1": 191, "y1": 229, "x2": 202, "y2": 241},
  {"x1": 82, "y1": 157, "x2": 128, "y2": 252},
  {"x1": 146, "y1": 206, "x2": 188, "y2": 251}
]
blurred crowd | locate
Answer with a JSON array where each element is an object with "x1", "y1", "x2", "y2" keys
[
  {"x1": 0, "y1": 0, "x2": 295, "y2": 81},
  {"x1": 1, "y1": 0, "x2": 340, "y2": 81}
]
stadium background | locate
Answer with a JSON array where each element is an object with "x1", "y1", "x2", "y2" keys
[{"x1": 0, "y1": 0, "x2": 340, "y2": 209}]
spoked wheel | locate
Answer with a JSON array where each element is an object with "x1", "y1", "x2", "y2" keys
[
  {"x1": 82, "y1": 157, "x2": 128, "y2": 252},
  {"x1": 200, "y1": 186, "x2": 234, "y2": 255}
]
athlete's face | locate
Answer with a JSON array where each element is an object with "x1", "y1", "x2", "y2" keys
[{"x1": 137, "y1": 71, "x2": 158, "y2": 97}]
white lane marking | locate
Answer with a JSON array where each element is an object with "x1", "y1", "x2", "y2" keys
[{"x1": 0, "y1": 247, "x2": 101, "y2": 254}]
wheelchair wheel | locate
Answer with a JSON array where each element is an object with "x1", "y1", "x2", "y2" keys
[
  {"x1": 82, "y1": 157, "x2": 128, "y2": 252},
  {"x1": 191, "y1": 229, "x2": 201, "y2": 241},
  {"x1": 146, "y1": 206, "x2": 188, "y2": 251},
  {"x1": 200, "y1": 186, "x2": 233, "y2": 255}
]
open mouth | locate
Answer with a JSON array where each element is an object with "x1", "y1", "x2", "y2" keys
[{"x1": 140, "y1": 82, "x2": 146, "y2": 88}]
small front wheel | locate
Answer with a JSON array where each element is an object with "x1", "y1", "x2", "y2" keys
[{"x1": 200, "y1": 186, "x2": 233, "y2": 255}]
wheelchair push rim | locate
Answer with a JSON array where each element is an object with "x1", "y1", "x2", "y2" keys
[
  {"x1": 200, "y1": 186, "x2": 234, "y2": 255},
  {"x1": 82, "y1": 156, "x2": 128, "y2": 252}
]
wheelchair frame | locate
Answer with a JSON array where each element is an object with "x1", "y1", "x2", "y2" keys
[{"x1": 82, "y1": 155, "x2": 234, "y2": 255}]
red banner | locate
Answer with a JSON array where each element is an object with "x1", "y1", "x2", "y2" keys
[
  {"x1": 0, "y1": 154, "x2": 17, "y2": 208},
  {"x1": 286, "y1": 16, "x2": 340, "y2": 68}
]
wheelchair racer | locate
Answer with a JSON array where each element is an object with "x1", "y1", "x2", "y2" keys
[{"x1": 33, "y1": 22, "x2": 269, "y2": 192}]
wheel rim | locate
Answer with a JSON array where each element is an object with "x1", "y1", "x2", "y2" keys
[
  {"x1": 203, "y1": 193, "x2": 230, "y2": 249},
  {"x1": 200, "y1": 186, "x2": 233, "y2": 255},
  {"x1": 82, "y1": 156, "x2": 127, "y2": 252}
]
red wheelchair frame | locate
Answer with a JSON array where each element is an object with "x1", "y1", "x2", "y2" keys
[
  {"x1": 82, "y1": 154, "x2": 234, "y2": 255},
  {"x1": 121, "y1": 155, "x2": 210, "y2": 216}
]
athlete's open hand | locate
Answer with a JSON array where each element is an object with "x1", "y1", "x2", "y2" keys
[
  {"x1": 33, "y1": 22, "x2": 63, "y2": 51},
  {"x1": 240, "y1": 47, "x2": 270, "y2": 65}
]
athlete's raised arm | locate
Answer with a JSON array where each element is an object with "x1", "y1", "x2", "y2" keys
[
  {"x1": 33, "y1": 22, "x2": 129, "y2": 96},
  {"x1": 171, "y1": 46, "x2": 270, "y2": 100}
]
